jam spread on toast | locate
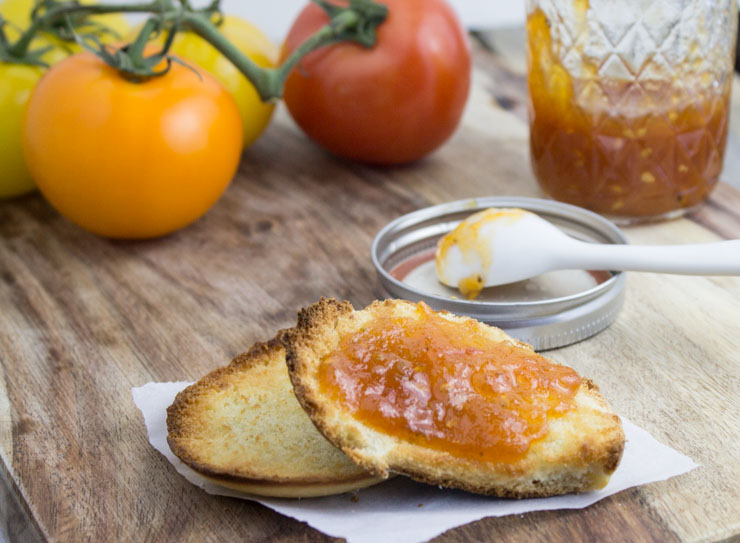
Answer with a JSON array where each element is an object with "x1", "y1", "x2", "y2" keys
[{"x1": 318, "y1": 302, "x2": 581, "y2": 463}]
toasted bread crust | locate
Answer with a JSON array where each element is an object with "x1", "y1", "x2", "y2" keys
[
  {"x1": 166, "y1": 338, "x2": 382, "y2": 498},
  {"x1": 281, "y1": 298, "x2": 625, "y2": 498}
]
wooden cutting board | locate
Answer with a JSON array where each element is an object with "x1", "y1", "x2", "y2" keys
[{"x1": 1, "y1": 43, "x2": 739, "y2": 542}]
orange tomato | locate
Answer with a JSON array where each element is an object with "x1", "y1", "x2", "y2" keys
[
  {"x1": 147, "y1": 16, "x2": 279, "y2": 149},
  {"x1": 22, "y1": 52, "x2": 243, "y2": 238}
]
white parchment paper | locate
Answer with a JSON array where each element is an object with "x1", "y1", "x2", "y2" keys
[{"x1": 133, "y1": 382, "x2": 697, "y2": 543}]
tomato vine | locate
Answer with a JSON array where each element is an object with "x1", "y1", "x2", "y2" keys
[{"x1": 0, "y1": 0, "x2": 388, "y2": 99}]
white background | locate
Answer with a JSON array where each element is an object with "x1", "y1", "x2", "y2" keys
[{"x1": 214, "y1": 0, "x2": 526, "y2": 41}]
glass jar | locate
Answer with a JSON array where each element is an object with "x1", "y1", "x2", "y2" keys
[{"x1": 526, "y1": 0, "x2": 738, "y2": 223}]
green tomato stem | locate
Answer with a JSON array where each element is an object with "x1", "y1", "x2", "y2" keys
[
  {"x1": 7, "y1": 0, "x2": 388, "y2": 102},
  {"x1": 268, "y1": 9, "x2": 361, "y2": 99},
  {"x1": 9, "y1": 0, "x2": 170, "y2": 58},
  {"x1": 128, "y1": 17, "x2": 158, "y2": 69},
  {"x1": 179, "y1": 12, "x2": 276, "y2": 101},
  {"x1": 182, "y1": 6, "x2": 371, "y2": 102}
]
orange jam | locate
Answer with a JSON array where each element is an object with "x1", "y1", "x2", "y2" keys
[
  {"x1": 527, "y1": 9, "x2": 730, "y2": 218},
  {"x1": 318, "y1": 302, "x2": 582, "y2": 463}
]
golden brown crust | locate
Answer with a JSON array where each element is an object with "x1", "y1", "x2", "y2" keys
[
  {"x1": 166, "y1": 336, "x2": 383, "y2": 498},
  {"x1": 281, "y1": 298, "x2": 626, "y2": 498},
  {"x1": 196, "y1": 471, "x2": 383, "y2": 498}
]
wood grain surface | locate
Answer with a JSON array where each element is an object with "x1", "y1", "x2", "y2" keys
[{"x1": 1, "y1": 40, "x2": 740, "y2": 543}]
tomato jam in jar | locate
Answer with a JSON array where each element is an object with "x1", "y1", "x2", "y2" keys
[
  {"x1": 318, "y1": 302, "x2": 582, "y2": 463},
  {"x1": 526, "y1": 1, "x2": 737, "y2": 222}
]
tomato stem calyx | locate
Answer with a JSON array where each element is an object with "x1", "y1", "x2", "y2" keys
[
  {"x1": 313, "y1": 0, "x2": 388, "y2": 47},
  {"x1": 75, "y1": 15, "x2": 195, "y2": 81}
]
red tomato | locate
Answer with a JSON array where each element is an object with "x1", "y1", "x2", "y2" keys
[{"x1": 281, "y1": 0, "x2": 471, "y2": 165}]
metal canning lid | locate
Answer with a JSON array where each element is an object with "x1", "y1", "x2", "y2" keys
[{"x1": 371, "y1": 196, "x2": 627, "y2": 350}]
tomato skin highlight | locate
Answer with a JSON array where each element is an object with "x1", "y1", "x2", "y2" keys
[
  {"x1": 281, "y1": 0, "x2": 471, "y2": 165},
  {"x1": 22, "y1": 52, "x2": 243, "y2": 239},
  {"x1": 149, "y1": 15, "x2": 278, "y2": 149}
]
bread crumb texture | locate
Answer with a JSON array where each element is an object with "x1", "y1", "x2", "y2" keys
[{"x1": 166, "y1": 338, "x2": 383, "y2": 498}]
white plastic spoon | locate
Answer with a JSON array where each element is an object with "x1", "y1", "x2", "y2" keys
[{"x1": 435, "y1": 207, "x2": 740, "y2": 293}]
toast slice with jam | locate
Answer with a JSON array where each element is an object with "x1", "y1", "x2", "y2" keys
[{"x1": 281, "y1": 298, "x2": 625, "y2": 498}]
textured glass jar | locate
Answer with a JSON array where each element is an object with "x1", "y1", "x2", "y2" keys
[{"x1": 526, "y1": 0, "x2": 738, "y2": 223}]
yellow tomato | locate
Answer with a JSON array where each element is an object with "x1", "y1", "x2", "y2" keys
[
  {"x1": 0, "y1": 1, "x2": 67, "y2": 198},
  {"x1": 0, "y1": 0, "x2": 33, "y2": 27},
  {"x1": 0, "y1": 62, "x2": 43, "y2": 197},
  {"x1": 22, "y1": 52, "x2": 243, "y2": 238},
  {"x1": 153, "y1": 16, "x2": 278, "y2": 149},
  {"x1": 0, "y1": 0, "x2": 130, "y2": 52}
]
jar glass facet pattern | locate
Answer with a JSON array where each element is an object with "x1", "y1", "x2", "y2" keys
[{"x1": 526, "y1": 0, "x2": 738, "y2": 222}]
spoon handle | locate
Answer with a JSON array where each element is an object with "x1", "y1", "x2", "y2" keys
[{"x1": 559, "y1": 239, "x2": 740, "y2": 275}]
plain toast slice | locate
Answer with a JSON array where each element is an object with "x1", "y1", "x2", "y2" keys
[
  {"x1": 281, "y1": 298, "x2": 625, "y2": 498},
  {"x1": 166, "y1": 339, "x2": 382, "y2": 497}
]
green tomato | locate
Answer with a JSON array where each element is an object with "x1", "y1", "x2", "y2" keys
[{"x1": 0, "y1": 62, "x2": 43, "y2": 197}]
